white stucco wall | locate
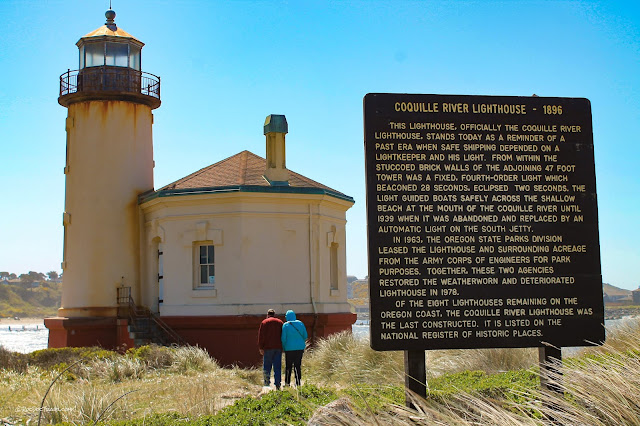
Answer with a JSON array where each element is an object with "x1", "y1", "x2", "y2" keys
[{"x1": 140, "y1": 191, "x2": 353, "y2": 316}]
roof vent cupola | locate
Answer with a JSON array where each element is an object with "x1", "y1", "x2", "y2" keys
[{"x1": 263, "y1": 115, "x2": 290, "y2": 185}]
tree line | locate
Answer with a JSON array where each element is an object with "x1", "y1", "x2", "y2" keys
[{"x1": 0, "y1": 270, "x2": 61, "y2": 284}]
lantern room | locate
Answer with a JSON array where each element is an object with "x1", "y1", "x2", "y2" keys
[
  {"x1": 58, "y1": 9, "x2": 160, "y2": 109},
  {"x1": 78, "y1": 9, "x2": 142, "y2": 70}
]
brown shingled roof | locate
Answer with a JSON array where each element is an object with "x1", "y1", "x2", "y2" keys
[{"x1": 159, "y1": 150, "x2": 345, "y2": 196}]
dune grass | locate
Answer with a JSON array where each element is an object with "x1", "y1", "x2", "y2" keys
[
  {"x1": 303, "y1": 330, "x2": 538, "y2": 388},
  {"x1": 0, "y1": 345, "x2": 263, "y2": 424},
  {"x1": 308, "y1": 319, "x2": 640, "y2": 425},
  {"x1": 1, "y1": 319, "x2": 640, "y2": 424}
]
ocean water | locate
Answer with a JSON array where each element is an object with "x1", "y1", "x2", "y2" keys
[
  {"x1": 0, "y1": 323, "x2": 48, "y2": 353},
  {"x1": 352, "y1": 320, "x2": 370, "y2": 339},
  {"x1": 0, "y1": 317, "x2": 634, "y2": 354}
]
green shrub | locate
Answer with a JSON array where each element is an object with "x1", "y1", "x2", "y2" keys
[
  {"x1": 106, "y1": 412, "x2": 191, "y2": 425},
  {"x1": 126, "y1": 344, "x2": 173, "y2": 369},
  {"x1": 342, "y1": 384, "x2": 404, "y2": 413},
  {"x1": 29, "y1": 346, "x2": 117, "y2": 369},
  {"x1": 208, "y1": 384, "x2": 336, "y2": 425},
  {"x1": 425, "y1": 368, "x2": 540, "y2": 415}
]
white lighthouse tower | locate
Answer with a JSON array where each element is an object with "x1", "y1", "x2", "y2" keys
[{"x1": 46, "y1": 9, "x2": 161, "y2": 348}]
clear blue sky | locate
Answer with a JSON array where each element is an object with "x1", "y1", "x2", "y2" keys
[{"x1": 1, "y1": 1, "x2": 638, "y2": 289}]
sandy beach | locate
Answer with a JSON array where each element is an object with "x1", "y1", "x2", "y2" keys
[{"x1": 0, "y1": 317, "x2": 45, "y2": 326}]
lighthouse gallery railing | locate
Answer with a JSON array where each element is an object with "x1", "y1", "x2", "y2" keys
[{"x1": 59, "y1": 67, "x2": 160, "y2": 99}]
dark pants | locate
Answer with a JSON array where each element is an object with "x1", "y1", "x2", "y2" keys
[
  {"x1": 263, "y1": 349, "x2": 282, "y2": 388},
  {"x1": 284, "y1": 350, "x2": 304, "y2": 386}
]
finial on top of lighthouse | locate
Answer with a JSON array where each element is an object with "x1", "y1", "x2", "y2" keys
[{"x1": 105, "y1": 7, "x2": 117, "y2": 30}]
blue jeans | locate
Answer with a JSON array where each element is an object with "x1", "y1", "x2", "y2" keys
[{"x1": 263, "y1": 349, "x2": 282, "y2": 387}]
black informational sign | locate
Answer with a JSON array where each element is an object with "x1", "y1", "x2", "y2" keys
[{"x1": 364, "y1": 93, "x2": 604, "y2": 351}]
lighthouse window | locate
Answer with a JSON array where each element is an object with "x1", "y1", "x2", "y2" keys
[
  {"x1": 195, "y1": 243, "x2": 215, "y2": 289},
  {"x1": 84, "y1": 43, "x2": 104, "y2": 67},
  {"x1": 129, "y1": 45, "x2": 141, "y2": 70},
  {"x1": 106, "y1": 43, "x2": 129, "y2": 67}
]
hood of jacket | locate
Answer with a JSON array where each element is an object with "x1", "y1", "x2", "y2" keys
[{"x1": 285, "y1": 310, "x2": 297, "y2": 322}]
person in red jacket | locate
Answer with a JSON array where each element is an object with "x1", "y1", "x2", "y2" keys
[{"x1": 257, "y1": 309, "x2": 284, "y2": 389}]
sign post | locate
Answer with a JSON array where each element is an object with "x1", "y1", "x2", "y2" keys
[
  {"x1": 404, "y1": 350, "x2": 427, "y2": 402},
  {"x1": 539, "y1": 345, "x2": 563, "y2": 394},
  {"x1": 363, "y1": 93, "x2": 603, "y2": 405}
]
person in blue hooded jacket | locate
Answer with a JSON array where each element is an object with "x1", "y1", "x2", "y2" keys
[{"x1": 281, "y1": 310, "x2": 308, "y2": 386}]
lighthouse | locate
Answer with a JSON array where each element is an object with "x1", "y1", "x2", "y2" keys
[
  {"x1": 46, "y1": 9, "x2": 357, "y2": 363},
  {"x1": 45, "y1": 9, "x2": 161, "y2": 348}
]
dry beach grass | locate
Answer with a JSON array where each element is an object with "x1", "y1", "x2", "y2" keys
[
  {"x1": 308, "y1": 322, "x2": 640, "y2": 425},
  {"x1": 0, "y1": 320, "x2": 639, "y2": 424},
  {"x1": 0, "y1": 345, "x2": 264, "y2": 424}
]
